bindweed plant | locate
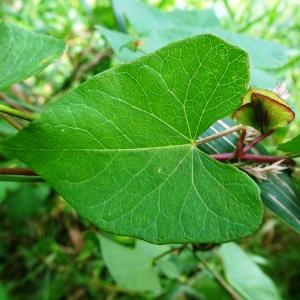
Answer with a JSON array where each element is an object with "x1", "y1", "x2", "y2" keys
[{"x1": 0, "y1": 1, "x2": 299, "y2": 298}]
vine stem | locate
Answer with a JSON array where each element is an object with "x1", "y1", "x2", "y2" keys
[
  {"x1": 0, "y1": 168, "x2": 43, "y2": 182},
  {"x1": 0, "y1": 112, "x2": 22, "y2": 130},
  {"x1": 242, "y1": 130, "x2": 274, "y2": 154},
  {"x1": 234, "y1": 127, "x2": 247, "y2": 159},
  {"x1": 0, "y1": 104, "x2": 37, "y2": 121},
  {"x1": 196, "y1": 125, "x2": 244, "y2": 145},
  {"x1": 194, "y1": 252, "x2": 241, "y2": 300},
  {"x1": 211, "y1": 153, "x2": 294, "y2": 165},
  {"x1": 152, "y1": 245, "x2": 186, "y2": 265},
  {"x1": 0, "y1": 168, "x2": 37, "y2": 176},
  {"x1": 0, "y1": 175, "x2": 44, "y2": 182}
]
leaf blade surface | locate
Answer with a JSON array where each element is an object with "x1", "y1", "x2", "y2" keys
[
  {"x1": 2, "y1": 35, "x2": 262, "y2": 243},
  {"x1": 0, "y1": 23, "x2": 64, "y2": 90}
]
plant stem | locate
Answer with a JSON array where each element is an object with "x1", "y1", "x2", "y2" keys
[
  {"x1": 242, "y1": 154, "x2": 295, "y2": 165},
  {"x1": 0, "y1": 112, "x2": 22, "y2": 130},
  {"x1": 0, "y1": 168, "x2": 43, "y2": 182},
  {"x1": 243, "y1": 130, "x2": 274, "y2": 154},
  {"x1": 234, "y1": 128, "x2": 247, "y2": 159},
  {"x1": 211, "y1": 153, "x2": 235, "y2": 161},
  {"x1": 196, "y1": 125, "x2": 244, "y2": 145},
  {"x1": 0, "y1": 175, "x2": 44, "y2": 182},
  {"x1": 195, "y1": 252, "x2": 241, "y2": 300},
  {"x1": 211, "y1": 153, "x2": 294, "y2": 165},
  {"x1": 152, "y1": 245, "x2": 186, "y2": 265},
  {"x1": 0, "y1": 91, "x2": 29, "y2": 112},
  {"x1": 0, "y1": 168, "x2": 37, "y2": 176},
  {"x1": 0, "y1": 104, "x2": 37, "y2": 121}
]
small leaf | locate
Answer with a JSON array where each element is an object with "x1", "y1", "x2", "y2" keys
[
  {"x1": 1, "y1": 35, "x2": 262, "y2": 244},
  {"x1": 219, "y1": 243, "x2": 281, "y2": 300},
  {"x1": 100, "y1": 1, "x2": 288, "y2": 89},
  {"x1": 278, "y1": 134, "x2": 300, "y2": 154},
  {"x1": 112, "y1": 0, "x2": 220, "y2": 33},
  {"x1": 234, "y1": 87, "x2": 295, "y2": 133},
  {"x1": 99, "y1": 26, "x2": 142, "y2": 62},
  {"x1": 0, "y1": 23, "x2": 65, "y2": 90},
  {"x1": 100, "y1": 236, "x2": 161, "y2": 292}
]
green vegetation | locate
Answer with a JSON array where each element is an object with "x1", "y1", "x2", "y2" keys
[{"x1": 0, "y1": 1, "x2": 300, "y2": 299}]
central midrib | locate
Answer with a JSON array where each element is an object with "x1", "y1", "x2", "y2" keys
[{"x1": 4, "y1": 143, "x2": 197, "y2": 153}]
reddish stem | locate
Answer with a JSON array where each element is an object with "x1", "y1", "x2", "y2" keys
[
  {"x1": 0, "y1": 168, "x2": 37, "y2": 176},
  {"x1": 235, "y1": 128, "x2": 247, "y2": 159},
  {"x1": 242, "y1": 154, "x2": 295, "y2": 165},
  {"x1": 242, "y1": 130, "x2": 274, "y2": 154},
  {"x1": 210, "y1": 153, "x2": 294, "y2": 165},
  {"x1": 211, "y1": 153, "x2": 234, "y2": 161}
]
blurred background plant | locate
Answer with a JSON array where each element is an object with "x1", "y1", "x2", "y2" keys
[{"x1": 0, "y1": 0, "x2": 300, "y2": 299}]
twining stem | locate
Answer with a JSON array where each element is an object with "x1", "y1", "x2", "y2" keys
[
  {"x1": 152, "y1": 245, "x2": 186, "y2": 265},
  {"x1": 234, "y1": 128, "x2": 247, "y2": 159},
  {"x1": 211, "y1": 153, "x2": 294, "y2": 165},
  {"x1": 0, "y1": 91, "x2": 29, "y2": 112},
  {"x1": 195, "y1": 252, "x2": 241, "y2": 300},
  {"x1": 0, "y1": 168, "x2": 43, "y2": 182},
  {"x1": 242, "y1": 130, "x2": 274, "y2": 154},
  {"x1": 0, "y1": 168, "x2": 37, "y2": 176},
  {"x1": 0, "y1": 175, "x2": 44, "y2": 182},
  {"x1": 243, "y1": 154, "x2": 295, "y2": 165},
  {"x1": 0, "y1": 112, "x2": 22, "y2": 130},
  {"x1": 196, "y1": 125, "x2": 244, "y2": 145},
  {"x1": 0, "y1": 104, "x2": 37, "y2": 121},
  {"x1": 211, "y1": 153, "x2": 234, "y2": 160}
]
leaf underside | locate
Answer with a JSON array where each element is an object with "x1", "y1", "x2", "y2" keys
[
  {"x1": 100, "y1": 236, "x2": 161, "y2": 292},
  {"x1": 1, "y1": 34, "x2": 262, "y2": 244},
  {"x1": 0, "y1": 23, "x2": 65, "y2": 90},
  {"x1": 219, "y1": 243, "x2": 281, "y2": 300}
]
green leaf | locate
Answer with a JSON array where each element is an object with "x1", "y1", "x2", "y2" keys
[
  {"x1": 142, "y1": 27, "x2": 288, "y2": 70},
  {"x1": 193, "y1": 275, "x2": 231, "y2": 300},
  {"x1": 100, "y1": 1, "x2": 288, "y2": 89},
  {"x1": 219, "y1": 243, "x2": 281, "y2": 300},
  {"x1": 278, "y1": 134, "x2": 300, "y2": 154},
  {"x1": 1, "y1": 35, "x2": 262, "y2": 244},
  {"x1": 234, "y1": 88, "x2": 295, "y2": 133},
  {"x1": 257, "y1": 173, "x2": 300, "y2": 233},
  {"x1": 198, "y1": 118, "x2": 300, "y2": 234},
  {"x1": 112, "y1": 0, "x2": 220, "y2": 34},
  {"x1": 250, "y1": 68, "x2": 280, "y2": 90},
  {"x1": 0, "y1": 23, "x2": 65, "y2": 90},
  {"x1": 99, "y1": 26, "x2": 143, "y2": 62},
  {"x1": 100, "y1": 236, "x2": 161, "y2": 292},
  {"x1": 135, "y1": 240, "x2": 181, "y2": 279}
]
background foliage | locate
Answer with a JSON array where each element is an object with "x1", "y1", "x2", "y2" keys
[{"x1": 0, "y1": 0, "x2": 300, "y2": 299}]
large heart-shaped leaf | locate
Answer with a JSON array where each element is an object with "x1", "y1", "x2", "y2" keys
[
  {"x1": 0, "y1": 23, "x2": 65, "y2": 90},
  {"x1": 1, "y1": 35, "x2": 262, "y2": 244}
]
